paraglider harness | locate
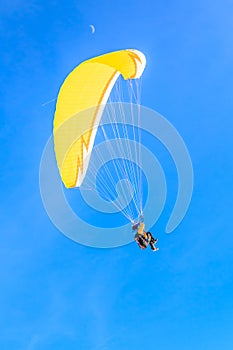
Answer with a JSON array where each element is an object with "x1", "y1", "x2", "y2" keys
[
  {"x1": 134, "y1": 232, "x2": 148, "y2": 249},
  {"x1": 132, "y1": 218, "x2": 157, "y2": 250},
  {"x1": 134, "y1": 231, "x2": 156, "y2": 249}
]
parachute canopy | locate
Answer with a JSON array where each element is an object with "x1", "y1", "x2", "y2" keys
[{"x1": 53, "y1": 49, "x2": 146, "y2": 188}]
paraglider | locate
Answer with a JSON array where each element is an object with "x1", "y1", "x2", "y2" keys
[{"x1": 53, "y1": 48, "x2": 158, "y2": 249}]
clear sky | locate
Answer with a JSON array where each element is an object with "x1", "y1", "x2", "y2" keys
[{"x1": 1, "y1": 0, "x2": 233, "y2": 349}]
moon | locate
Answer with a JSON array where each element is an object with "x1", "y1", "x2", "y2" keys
[{"x1": 90, "y1": 24, "x2": 95, "y2": 34}]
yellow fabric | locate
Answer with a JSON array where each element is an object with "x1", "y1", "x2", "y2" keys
[{"x1": 53, "y1": 49, "x2": 146, "y2": 188}]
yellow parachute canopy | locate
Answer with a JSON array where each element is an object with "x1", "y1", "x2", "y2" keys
[{"x1": 53, "y1": 49, "x2": 146, "y2": 188}]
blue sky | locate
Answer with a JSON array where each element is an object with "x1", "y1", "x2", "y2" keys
[{"x1": 1, "y1": 0, "x2": 233, "y2": 349}]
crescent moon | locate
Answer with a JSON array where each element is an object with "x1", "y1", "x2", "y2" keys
[{"x1": 90, "y1": 24, "x2": 95, "y2": 34}]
